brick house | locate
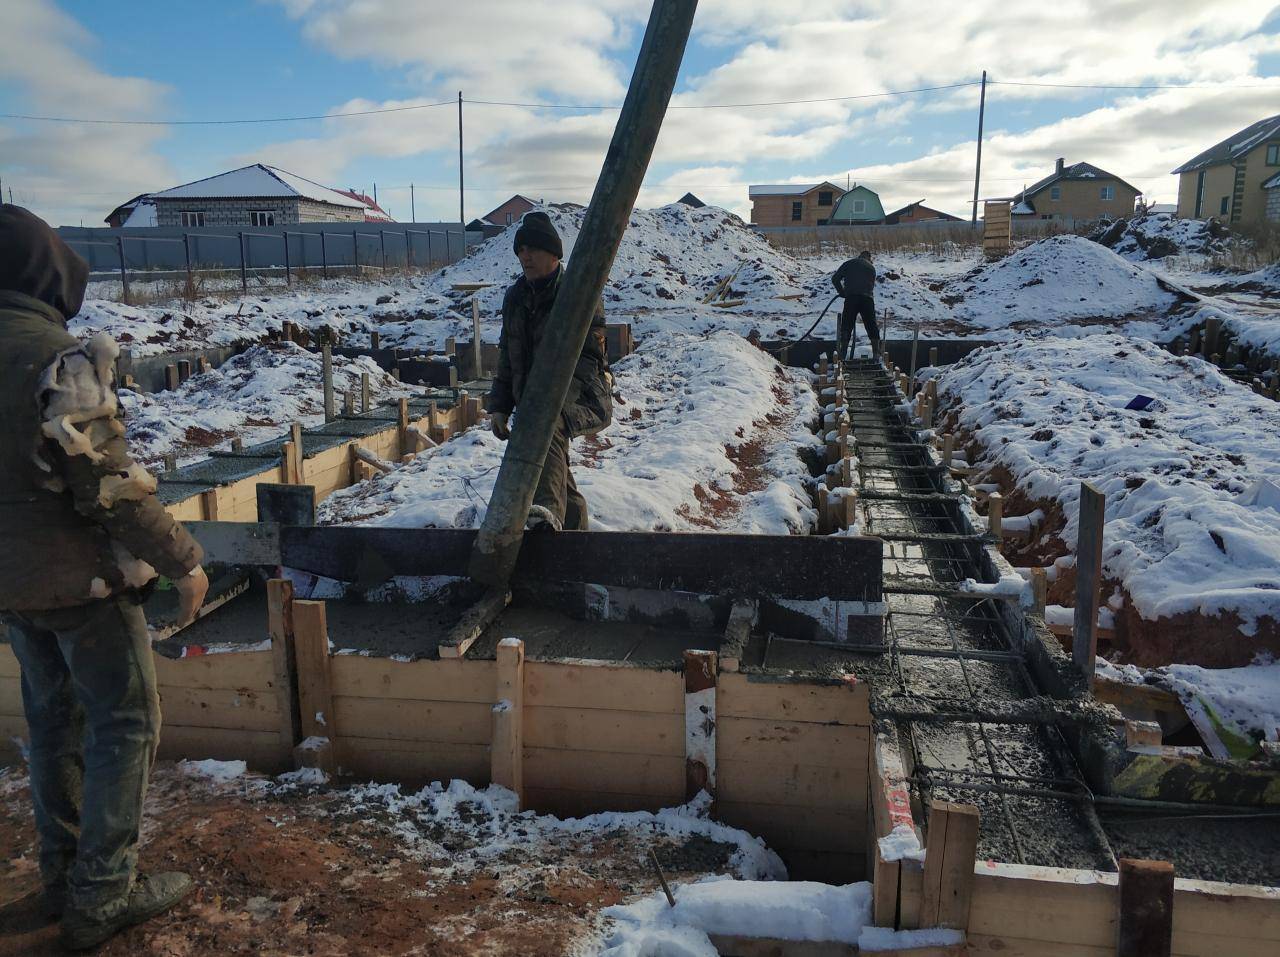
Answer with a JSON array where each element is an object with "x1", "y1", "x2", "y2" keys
[
  {"x1": 884, "y1": 201, "x2": 961, "y2": 225},
  {"x1": 480, "y1": 194, "x2": 540, "y2": 228},
  {"x1": 1003, "y1": 159, "x2": 1140, "y2": 222},
  {"x1": 749, "y1": 182, "x2": 845, "y2": 227},
  {"x1": 149, "y1": 164, "x2": 365, "y2": 228},
  {"x1": 1173, "y1": 114, "x2": 1280, "y2": 225}
]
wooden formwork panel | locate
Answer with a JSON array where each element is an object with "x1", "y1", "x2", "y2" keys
[
  {"x1": 331, "y1": 696, "x2": 492, "y2": 745},
  {"x1": 338, "y1": 738, "x2": 490, "y2": 786},
  {"x1": 524, "y1": 706, "x2": 683, "y2": 756},
  {"x1": 329, "y1": 654, "x2": 495, "y2": 702},
  {"x1": 524, "y1": 748, "x2": 684, "y2": 800},
  {"x1": 718, "y1": 672, "x2": 870, "y2": 725},
  {"x1": 524, "y1": 660, "x2": 683, "y2": 713}
]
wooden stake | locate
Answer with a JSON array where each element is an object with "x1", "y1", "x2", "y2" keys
[
  {"x1": 176, "y1": 359, "x2": 192, "y2": 384},
  {"x1": 230, "y1": 437, "x2": 243, "y2": 453},
  {"x1": 267, "y1": 578, "x2": 301, "y2": 748},
  {"x1": 817, "y1": 486, "x2": 830, "y2": 534},
  {"x1": 491, "y1": 637, "x2": 525, "y2": 806},
  {"x1": 200, "y1": 489, "x2": 219, "y2": 521},
  {"x1": 987, "y1": 492, "x2": 1002, "y2": 542},
  {"x1": 361, "y1": 372, "x2": 371, "y2": 413},
  {"x1": 920, "y1": 800, "x2": 980, "y2": 930},
  {"x1": 1030, "y1": 566, "x2": 1048, "y2": 618},
  {"x1": 683, "y1": 649, "x2": 717, "y2": 802},
  {"x1": 343, "y1": 390, "x2": 354, "y2": 416},
  {"x1": 470, "y1": 297, "x2": 483, "y2": 379},
  {"x1": 292, "y1": 599, "x2": 336, "y2": 773},
  {"x1": 321, "y1": 343, "x2": 335, "y2": 422},
  {"x1": 397, "y1": 397, "x2": 410, "y2": 456},
  {"x1": 1118, "y1": 858, "x2": 1174, "y2": 957},
  {"x1": 164, "y1": 364, "x2": 179, "y2": 391},
  {"x1": 1074, "y1": 481, "x2": 1105, "y2": 682},
  {"x1": 163, "y1": 453, "x2": 177, "y2": 473},
  {"x1": 370, "y1": 330, "x2": 380, "y2": 350},
  {"x1": 290, "y1": 422, "x2": 305, "y2": 483},
  {"x1": 942, "y1": 433, "x2": 955, "y2": 467},
  {"x1": 929, "y1": 346, "x2": 939, "y2": 368}
]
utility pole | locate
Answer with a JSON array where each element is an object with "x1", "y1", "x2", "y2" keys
[
  {"x1": 373, "y1": 182, "x2": 378, "y2": 205},
  {"x1": 410, "y1": 183, "x2": 416, "y2": 222},
  {"x1": 970, "y1": 69, "x2": 987, "y2": 228},
  {"x1": 458, "y1": 90, "x2": 465, "y2": 233}
]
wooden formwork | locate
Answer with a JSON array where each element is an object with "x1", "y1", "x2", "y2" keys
[{"x1": 162, "y1": 401, "x2": 481, "y2": 523}]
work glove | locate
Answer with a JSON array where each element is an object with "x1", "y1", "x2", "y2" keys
[{"x1": 491, "y1": 412, "x2": 510, "y2": 440}]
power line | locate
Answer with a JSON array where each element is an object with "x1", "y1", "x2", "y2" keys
[
  {"x1": 1, "y1": 82, "x2": 982, "y2": 127},
  {"x1": 469, "y1": 82, "x2": 982, "y2": 110},
  {"x1": 0, "y1": 99, "x2": 457, "y2": 127},
  {"x1": 991, "y1": 78, "x2": 1280, "y2": 91}
]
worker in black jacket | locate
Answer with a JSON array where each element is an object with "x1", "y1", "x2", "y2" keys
[{"x1": 832, "y1": 250, "x2": 878, "y2": 360}]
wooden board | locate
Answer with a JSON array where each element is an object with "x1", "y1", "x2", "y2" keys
[
  {"x1": 337, "y1": 737, "x2": 490, "y2": 785},
  {"x1": 331, "y1": 696, "x2": 493, "y2": 745},
  {"x1": 716, "y1": 801, "x2": 864, "y2": 855},
  {"x1": 523, "y1": 747, "x2": 683, "y2": 799},
  {"x1": 524, "y1": 660, "x2": 682, "y2": 714},
  {"x1": 0, "y1": 643, "x2": 18, "y2": 678},
  {"x1": 156, "y1": 726, "x2": 291, "y2": 772},
  {"x1": 152, "y1": 650, "x2": 278, "y2": 692},
  {"x1": 524, "y1": 706, "x2": 683, "y2": 756},
  {"x1": 277, "y1": 527, "x2": 883, "y2": 601},
  {"x1": 718, "y1": 672, "x2": 870, "y2": 725},
  {"x1": 717, "y1": 758, "x2": 866, "y2": 812},
  {"x1": 329, "y1": 654, "x2": 495, "y2": 702},
  {"x1": 717, "y1": 717, "x2": 868, "y2": 769},
  {"x1": 524, "y1": 786, "x2": 672, "y2": 818},
  {"x1": 159, "y1": 685, "x2": 283, "y2": 733}
]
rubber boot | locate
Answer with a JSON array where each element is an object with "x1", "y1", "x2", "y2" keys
[
  {"x1": 525, "y1": 505, "x2": 563, "y2": 532},
  {"x1": 61, "y1": 872, "x2": 194, "y2": 951}
]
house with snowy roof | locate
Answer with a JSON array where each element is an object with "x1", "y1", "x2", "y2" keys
[
  {"x1": 749, "y1": 182, "x2": 846, "y2": 227},
  {"x1": 1002, "y1": 158, "x2": 1140, "y2": 223},
  {"x1": 147, "y1": 164, "x2": 366, "y2": 228},
  {"x1": 1172, "y1": 114, "x2": 1280, "y2": 226},
  {"x1": 103, "y1": 193, "x2": 158, "y2": 228},
  {"x1": 333, "y1": 188, "x2": 395, "y2": 223}
]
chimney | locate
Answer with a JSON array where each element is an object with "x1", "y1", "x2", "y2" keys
[{"x1": 1055, "y1": 157, "x2": 1065, "y2": 174}]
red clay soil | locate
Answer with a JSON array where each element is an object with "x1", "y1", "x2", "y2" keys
[
  {"x1": 0, "y1": 765, "x2": 736, "y2": 956},
  {"x1": 949, "y1": 419, "x2": 1280, "y2": 669}
]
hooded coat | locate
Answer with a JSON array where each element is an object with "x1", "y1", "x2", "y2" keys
[{"x1": 0, "y1": 205, "x2": 202, "y2": 611}]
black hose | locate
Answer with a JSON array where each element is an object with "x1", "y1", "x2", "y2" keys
[{"x1": 766, "y1": 293, "x2": 841, "y2": 354}]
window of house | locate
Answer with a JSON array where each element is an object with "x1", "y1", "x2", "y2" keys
[
  {"x1": 1100, "y1": 186, "x2": 1115, "y2": 201},
  {"x1": 818, "y1": 191, "x2": 833, "y2": 206},
  {"x1": 180, "y1": 211, "x2": 205, "y2": 228},
  {"x1": 250, "y1": 210, "x2": 275, "y2": 227},
  {"x1": 1267, "y1": 144, "x2": 1280, "y2": 166},
  {"x1": 1194, "y1": 170, "x2": 1206, "y2": 217},
  {"x1": 853, "y1": 199, "x2": 866, "y2": 213},
  {"x1": 1220, "y1": 196, "x2": 1230, "y2": 216},
  {"x1": 791, "y1": 201, "x2": 803, "y2": 221},
  {"x1": 505, "y1": 212, "x2": 514, "y2": 225},
  {"x1": 1050, "y1": 186, "x2": 1061, "y2": 200}
]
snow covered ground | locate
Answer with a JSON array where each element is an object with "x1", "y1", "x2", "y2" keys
[
  {"x1": 1091, "y1": 212, "x2": 1233, "y2": 263},
  {"x1": 319, "y1": 330, "x2": 818, "y2": 534},
  {"x1": 121, "y1": 342, "x2": 422, "y2": 467},
  {"x1": 929, "y1": 334, "x2": 1280, "y2": 641}
]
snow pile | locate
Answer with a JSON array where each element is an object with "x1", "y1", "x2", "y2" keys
[
  {"x1": 942, "y1": 235, "x2": 1179, "y2": 329},
  {"x1": 1091, "y1": 212, "x2": 1232, "y2": 262},
  {"x1": 600, "y1": 877, "x2": 962, "y2": 955},
  {"x1": 1225, "y1": 262, "x2": 1280, "y2": 295},
  {"x1": 319, "y1": 331, "x2": 817, "y2": 534},
  {"x1": 933, "y1": 334, "x2": 1280, "y2": 635},
  {"x1": 1162, "y1": 658, "x2": 1280, "y2": 748},
  {"x1": 1170, "y1": 300, "x2": 1280, "y2": 365},
  {"x1": 311, "y1": 779, "x2": 784, "y2": 884},
  {"x1": 121, "y1": 341, "x2": 421, "y2": 466},
  {"x1": 177, "y1": 758, "x2": 247, "y2": 782}
]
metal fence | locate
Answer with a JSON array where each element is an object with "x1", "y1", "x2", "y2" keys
[{"x1": 56, "y1": 222, "x2": 480, "y2": 298}]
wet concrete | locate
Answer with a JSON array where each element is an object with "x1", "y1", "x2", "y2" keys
[
  {"x1": 1101, "y1": 813, "x2": 1280, "y2": 886},
  {"x1": 468, "y1": 604, "x2": 718, "y2": 667}
]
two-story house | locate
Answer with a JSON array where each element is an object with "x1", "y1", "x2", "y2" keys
[
  {"x1": 1004, "y1": 159, "x2": 1140, "y2": 223},
  {"x1": 1172, "y1": 114, "x2": 1280, "y2": 226},
  {"x1": 749, "y1": 182, "x2": 846, "y2": 227}
]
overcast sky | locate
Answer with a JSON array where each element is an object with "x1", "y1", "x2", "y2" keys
[{"x1": 3, "y1": 0, "x2": 1279, "y2": 227}]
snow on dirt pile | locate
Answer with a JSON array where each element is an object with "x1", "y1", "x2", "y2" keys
[
  {"x1": 1091, "y1": 211, "x2": 1232, "y2": 262},
  {"x1": 1225, "y1": 261, "x2": 1280, "y2": 295},
  {"x1": 933, "y1": 334, "x2": 1280, "y2": 656},
  {"x1": 942, "y1": 235, "x2": 1179, "y2": 330},
  {"x1": 319, "y1": 330, "x2": 818, "y2": 533},
  {"x1": 121, "y1": 341, "x2": 420, "y2": 466}
]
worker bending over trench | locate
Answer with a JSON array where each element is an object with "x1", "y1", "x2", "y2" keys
[{"x1": 487, "y1": 211, "x2": 613, "y2": 531}]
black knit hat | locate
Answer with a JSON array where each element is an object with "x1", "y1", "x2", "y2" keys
[{"x1": 514, "y1": 211, "x2": 563, "y2": 259}]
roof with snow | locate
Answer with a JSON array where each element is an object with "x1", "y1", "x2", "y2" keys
[
  {"x1": 884, "y1": 200, "x2": 961, "y2": 223},
  {"x1": 1009, "y1": 161, "x2": 1140, "y2": 202},
  {"x1": 1172, "y1": 114, "x2": 1280, "y2": 174},
  {"x1": 748, "y1": 182, "x2": 842, "y2": 198},
  {"x1": 151, "y1": 164, "x2": 364, "y2": 208},
  {"x1": 333, "y1": 188, "x2": 395, "y2": 222},
  {"x1": 1264, "y1": 171, "x2": 1280, "y2": 190}
]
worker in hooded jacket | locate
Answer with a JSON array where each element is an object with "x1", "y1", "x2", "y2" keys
[
  {"x1": 487, "y1": 211, "x2": 612, "y2": 530},
  {"x1": 0, "y1": 205, "x2": 206, "y2": 949}
]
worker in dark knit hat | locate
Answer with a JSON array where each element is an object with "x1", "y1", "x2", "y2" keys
[{"x1": 488, "y1": 210, "x2": 612, "y2": 531}]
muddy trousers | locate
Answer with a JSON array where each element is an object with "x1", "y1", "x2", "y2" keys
[
  {"x1": 4, "y1": 596, "x2": 160, "y2": 920},
  {"x1": 534, "y1": 424, "x2": 589, "y2": 530},
  {"x1": 838, "y1": 294, "x2": 879, "y2": 360}
]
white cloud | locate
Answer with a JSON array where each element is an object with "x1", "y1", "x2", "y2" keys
[{"x1": 0, "y1": 0, "x2": 175, "y2": 226}]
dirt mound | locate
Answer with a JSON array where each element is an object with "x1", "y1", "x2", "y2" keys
[
  {"x1": 1091, "y1": 211, "x2": 1232, "y2": 261},
  {"x1": 941, "y1": 235, "x2": 1178, "y2": 329}
]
